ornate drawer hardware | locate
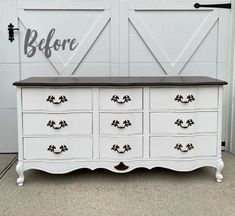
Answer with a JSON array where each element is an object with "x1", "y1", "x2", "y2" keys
[
  {"x1": 111, "y1": 120, "x2": 132, "y2": 129},
  {"x1": 111, "y1": 144, "x2": 131, "y2": 154},
  {"x1": 47, "y1": 120, "x2": 68, "y2": 129},
  {"x1": 174, "y1": 143, "x2": 194, "y2": 153},
  {"x1": 175, "y1": 95, "x2": 195, "y2": 104},
  {"x1": 46, "y1": 95, "x2": 68, "y2": 104},
  {"x1": 114, "y1": 162, "x2": 129, "y2": 171},
  {"x1": 111, "y1": 95, "x2": 131, "y2": 104},
  {"x1": 47, "y1": 145, "x2": 68, "y2": 154},
  {"x1": 175, "y1": 119, "x2": 194, "y2": 129}
]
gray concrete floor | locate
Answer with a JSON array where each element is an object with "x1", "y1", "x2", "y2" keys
[
  {"x1": 0, "y1": 152, "x2": 235, "y2": 216},
  {"x1": 0, "y1": 154, "x2": 17, "y2": 175}
]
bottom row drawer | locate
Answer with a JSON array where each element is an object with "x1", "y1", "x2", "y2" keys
[
  {"x1": 23, "y1": 135, "x2": 217, "y2": 160},
  {"x1": 24, "y1": 137, "x2": 92, "y2": 160},
  {"x1": 150, "y1": 135, "x2": 217, "y2": 158}
]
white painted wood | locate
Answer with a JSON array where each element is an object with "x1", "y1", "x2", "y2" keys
[
  {"x1": 16, "y1": 87, "x2": 24, "y2": 186},
  {"x1": 23, "y1": 113, "x2": 92, "y2": 136},
  {"x1": 0, "y1": 0, "x2": 19, "y2": 63},
  {"x1": 143, "y1": 87, "x2": 150, "y2": 158},
  {"x1": 110, "y1": 0, "x2": 120, "y2": 76},
  {"x1": 0, "y1": 64, "x2": 20, "y2": 109},
  {"x1": 99, "y1": 88, "x2": 142, "y2": 110},
  {"x1": 93, "y1": 88, "x2": 100, "y2": 159},
  {"x1": 0, "y1": 0, "x2": 19, "y2": 152},
  {"x1": 100, "y1": 136, "x2": 143, "y2": 159},
  {"x1": 150, "y1": 135, "x2": 217, "y2": 158},
  {"x1": 21, "y1": 157, "x2": 224, "y2": 175},
  {"x1": 150, "y1": 112, "x2": 218, "y2": 134},
  {"x1": 150, "y1": 87, "x2": 218, "y2": 110},
  {"x1": 24, "y1": 137, "x2": 92, "y2": 160},
  {"x1": 22, "y1": 88, "x2": 92, "y2": 111},
  {"x1": 100, "y1": 112, "x2": 142, "y2": 135}
]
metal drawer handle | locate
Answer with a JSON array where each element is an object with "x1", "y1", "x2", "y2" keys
[
  {"x1": 46, "y1": 95, "x2": 68, "y2": 104},
  {"x1": 111, "y1": 95, "x2": 131, "y2": 104},
  {"x1": 174, "y1": 143, "x2": 194, "y2": 153},
  {"x1": 175, "y1": 119, "x2": 194, "y2": 129},
  {"x1": 47, "y1": 145, "x2": 68, "y2": 154},
  {"x1": 111, "y1": 120, "x2": 132, "y2": 129},
  {"x1": 111, "y1": 144, "x2": 131, "y2": 154},
  {"x1": 175, "y1": 95, "x2": 195, "y2": 104},
  {"x1": 47, "y1": 120, "x2": 68, "y2": 129}
]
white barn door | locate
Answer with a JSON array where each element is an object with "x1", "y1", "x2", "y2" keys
[
  {"x1": 119, "y1": 1, "x2": 230, "y2": 78},
  {"x1": 17, "y1": 0, "x2": 120, "y2": 78},
  {"x1": 119, "y1": 0, "x2": 230, "y2": 146}
]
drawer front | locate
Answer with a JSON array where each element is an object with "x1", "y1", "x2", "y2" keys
[
  {"x1": 22, "y1": 88, "x2": 92, "y2": 111},
  {"x1": 100, "y1": 136, "x2": 143, "y2": 159},
  {"x1": 100, "y1": 113, "x2": 142, "y2": 135},
  {"x1": 150, "y1": 87, "x2": 218, "y2": 110},
  {"x1": 100, "y1": 88, "x2": 142, "y2": 110},
  {"x1": 150, "y1": 112, "x2": 217, "y2": 134},
  {"x1": 150, "y1": 136, "x2": 217, "y2": 158},
  {"x1": 23, "y1": 113, "x2": 92, "y2": 136},
  {"x1": 24, "y1": 137, "x2": 92, "y2": 160}
]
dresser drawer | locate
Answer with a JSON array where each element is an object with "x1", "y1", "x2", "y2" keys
[
  {"x1": 150, "y1": 135, "x2": 217, "y2": 158},
  {"x1": 22, "y1": 88, "x2": 92, "y2": 111},
  {"x1": 24, "y1": 137, "x2": 92, "y2": 160},
  {"x1": 150, "y1": 87, "x2": 218, "y2": 110},
  {"x1": 100, "y1": 136, "x2": 143, "y2": 159},
  {"x1": 150, "y1": 112, "x2": 217, "y2": 134},
  {"x1": 100, "y1": 88, "x2": 142, "y2": 110},
  {"x1": 23, "y1": 113, "x2": 92, "y2": 136},
  {"x1": 100, "y1": 113, "x2": 142, "y2": 135}
]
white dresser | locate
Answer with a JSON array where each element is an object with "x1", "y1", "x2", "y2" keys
[{"x1": 13, "y1": 76, "x2": 227, "y2": 186}]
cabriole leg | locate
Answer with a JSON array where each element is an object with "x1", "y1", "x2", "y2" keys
[
  {"x1": 216, "y1": 160, "x2": 224, "y2": 183},
  {"x1": 16, "y1": 163, "x2": 24, "y2": 187}
]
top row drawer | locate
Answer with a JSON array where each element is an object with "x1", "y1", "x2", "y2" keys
[
  {"x1": 150, "y1": 87, "x2": 218, "y2": 110},
  {"x1": 22, "y1": 87, "x2": 218, "y2": 111},
  {"x1": 22, "y1": 88, "x2": 93, "y2": 111}
]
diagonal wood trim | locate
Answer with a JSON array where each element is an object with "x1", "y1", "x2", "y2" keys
[
  {"x1": 18, "y1": 9, "x2": 111, "y2": 75},
  {"x1": 175, "y1": 9, "x2": 219, "y2": 74},
  {"x1": 129, "y1": 9, "x2": 219, "y2": 75},
  {"x1": 18, "y1": 9, "x2": 64, "y2": 75},
  {"x1": 62, "y1": 10, "x2": 111, "y2": 75}
]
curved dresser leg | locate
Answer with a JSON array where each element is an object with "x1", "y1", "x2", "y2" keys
[
  {"x1": 16, "y1": 163, "x2": 24, "y2": 187},
  {"x1": 216, "y1": 159, "x2": 224, "y2": 183}
]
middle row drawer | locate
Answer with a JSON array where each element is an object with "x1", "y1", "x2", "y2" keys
[{"x1": 23, "y1": 112, "x2": 217, "y2": 136}]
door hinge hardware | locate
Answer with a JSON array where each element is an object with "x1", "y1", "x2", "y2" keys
[
  {"x1": 8, "y1": 23, "x2": 19, "y2": 42},
  {"x1": 194, "y1": 3, "x2": 231, "y2": 9}
]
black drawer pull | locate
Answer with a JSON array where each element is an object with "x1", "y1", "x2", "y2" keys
[
  {"x1": 111, "y1": 144, "x2": 131, "y2": 154},
  {"x1": 111, "y1": 95, "x2": 131, "y2": 104},
  {"x1": 111, "y1": 120, "x2": 131, "y2": 129},
  {"x1": 175, "y1": 95, "x2": 195, "y2": 103},
  {"x1": 47, "y1": 145, "x2": 68, "y2": 154},
  {"x1": 47, "y1": 120, "x2": 68, "y2": 129},
  {"x1": 174, "y1": 143, "x2": 194, "y2": 153},
  {"x1": 46, "y1": 95, "x2": 68, "y2": 104},
  {"x1": 175, "y1": 119, "x2": 194, "y2": 128}
]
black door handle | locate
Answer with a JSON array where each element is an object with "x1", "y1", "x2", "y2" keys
[{"x1": 8, "y1": 23, "x2": 19, "y2": 42}]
